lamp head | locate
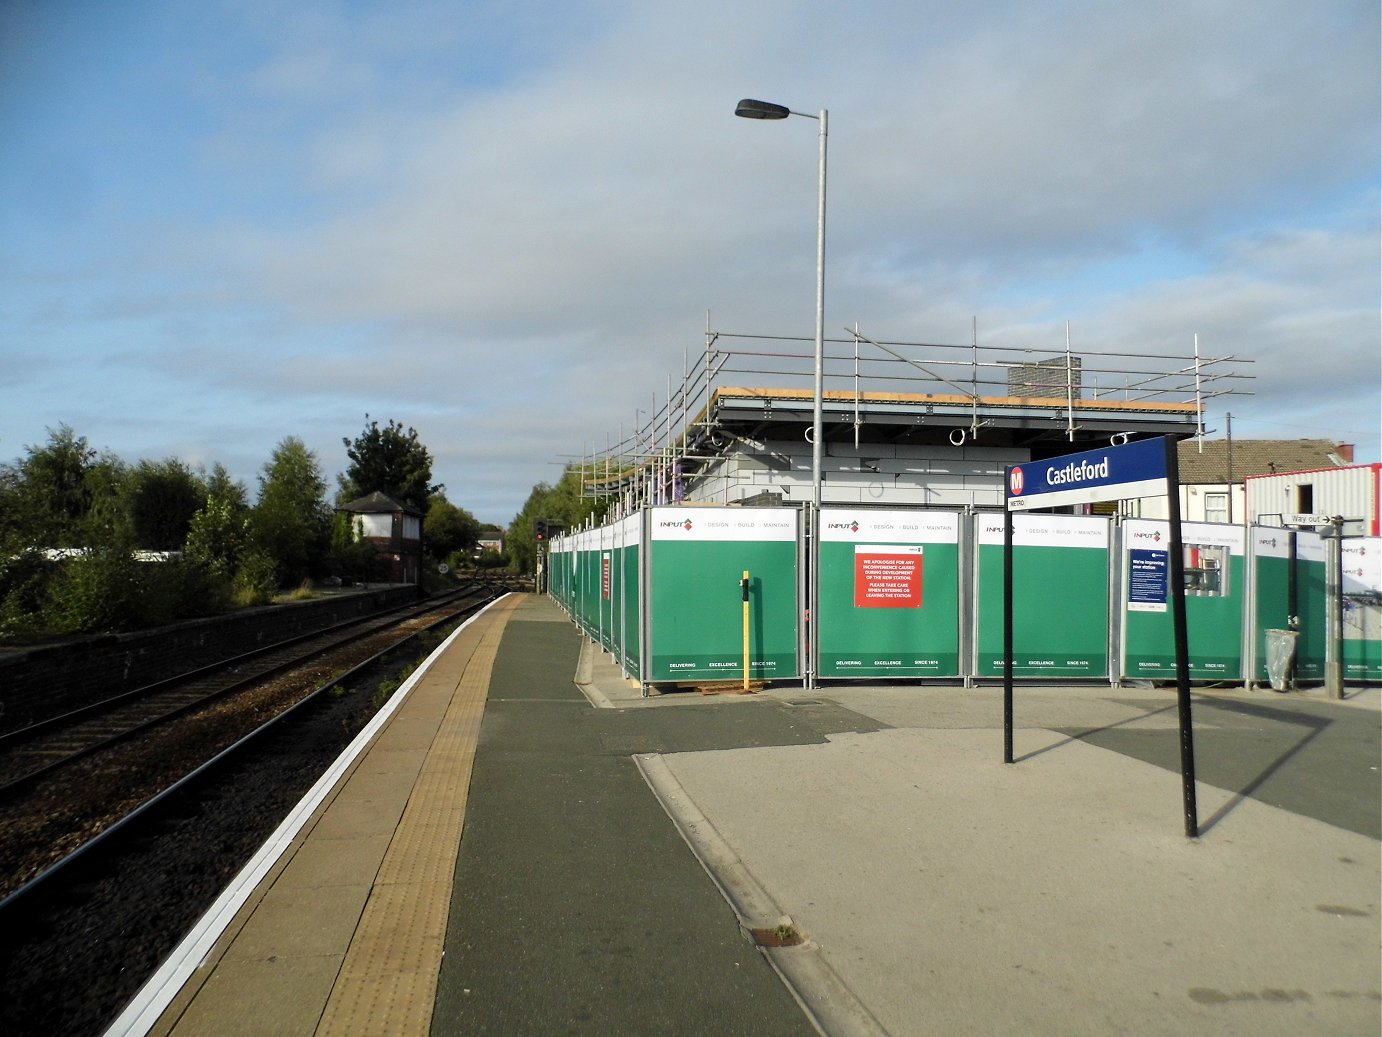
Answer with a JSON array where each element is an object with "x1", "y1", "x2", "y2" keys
[{"x1": 735, "y1": 98, "x2": 791, "y2": 120}]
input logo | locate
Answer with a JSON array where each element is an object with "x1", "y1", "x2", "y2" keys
[{"x1": 1009, "y1": 466, "x2": 1025, "y2": 496}]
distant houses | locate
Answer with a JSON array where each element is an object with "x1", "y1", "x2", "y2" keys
[{"x1": 1119, "y1": 439, "x2": 1377, "y2": 534}]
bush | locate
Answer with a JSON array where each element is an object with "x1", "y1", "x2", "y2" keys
[
  {"x1": 137, "y1": 558, "x2": 230, "y2": 625},
  {"x1": 475, "y1": 549, "x2": 508, "y2": 570},
  {"x1": 44, "y1": 547, "x2": 143, "y2": 634},
  {"x1": 324, "y1": 538, "x2": 377, "y2": 586},
  {"x1": 0, "y1": 551, "x2": 57, "y2": 639},
  {"x1": 279, "y1": 580, "x2": 319, "y2": 603},
  {"x1": 232, "y1": 550, "x2": 278, "y2": 607}
]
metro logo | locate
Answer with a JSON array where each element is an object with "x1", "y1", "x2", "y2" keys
[{"x1": 1009, "y1": 466, "x2": 1025, "y2": 496}]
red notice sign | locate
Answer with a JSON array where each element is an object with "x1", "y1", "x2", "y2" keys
[
  {"x1": 854, "y1": 545, "x2": 924, "y2": 608},
  {"x1": 602, "y1": 553, "x2": 611, "y2": 600}
]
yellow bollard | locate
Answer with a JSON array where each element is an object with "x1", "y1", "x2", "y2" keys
[{"x1": 742, "y1": 570, "x2": 751, "y2": 691}]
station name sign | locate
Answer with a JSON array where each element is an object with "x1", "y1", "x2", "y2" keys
[{"x1": 1007, "y1": 437, "x2": 1170, "y2": 511}]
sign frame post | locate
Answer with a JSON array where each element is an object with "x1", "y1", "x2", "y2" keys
[{"x1": 1005, "y1": 435, "x2": 1199, "y2": 838}]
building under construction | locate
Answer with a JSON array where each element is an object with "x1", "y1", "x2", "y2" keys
[{"x1": 580, "y1": 327, "x2": 1251, "y2": 512}]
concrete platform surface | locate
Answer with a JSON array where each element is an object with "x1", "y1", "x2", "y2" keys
[{"x1": 593, "y1": 664, "x2": 1381, "y2": 1035}]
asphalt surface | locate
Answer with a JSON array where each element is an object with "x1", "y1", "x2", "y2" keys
[{"x1": 433, "y1": 608, "x2": 853, "y2": 1035}]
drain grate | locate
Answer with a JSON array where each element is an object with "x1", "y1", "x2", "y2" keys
[{"x1": 748, "y1": 922, "x2": 804, "y2": 947}]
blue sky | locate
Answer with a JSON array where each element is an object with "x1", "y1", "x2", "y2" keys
[{"x1": 3, "y1": 0, "x2": 1378, "y2": 524}]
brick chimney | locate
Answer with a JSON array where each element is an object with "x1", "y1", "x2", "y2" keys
[{"x1": 1335, "y1": 443, "x2": 1355, "y2": 463}]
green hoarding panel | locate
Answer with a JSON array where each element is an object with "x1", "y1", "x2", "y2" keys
[
  {"x1": 598, "y1": 525, "x2": 614, "y2": 651},
  {"x1": 1294, "y1": 534, "x2": 1328, "y2": 680},
  {"x1": 818, "y1": 509, "x2": 961, "y2": 677},
  {"x1": 578, "y1": 530, "x2": 598, "y2": 640},
  {"x1": 1343, "y1": 538, "x2": 1382, "y2": 680},
  {"x1": 648, "y1": 507, "x2": 798, "y2": 682},
  {"x1": 1121, "y1": 520, "x2": 1245, "y2": 680},
  {"x1": 1249, "y1": 527, "x2": 1293, "y2": 682},
  {"x1": 616, "y1": 513, "x2": 641, "y2": 676},
  {"x1": 975, "y1": 514, "x2": 1111, "y2": 677}
]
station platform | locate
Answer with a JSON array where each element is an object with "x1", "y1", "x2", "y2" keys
[{"x1": 111, "y1": 593, "x2": 1379, "y2": 1036}]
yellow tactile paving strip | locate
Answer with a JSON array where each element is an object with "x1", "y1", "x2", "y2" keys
[
  {"x1": 153, "y1": 594, "x2": 522, "y2": 1037},
  {"x1": 314, "y1": 594, "x2": 513, "y2": 1037}
]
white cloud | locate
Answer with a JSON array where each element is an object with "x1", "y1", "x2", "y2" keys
[{"x1": 2, "y1": 0, "x2": 1377, "y2": 522}]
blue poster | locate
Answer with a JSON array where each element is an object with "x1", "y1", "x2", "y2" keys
[{"x1": 1128, "y1": 548, "x2": 1168, "y2": 612}]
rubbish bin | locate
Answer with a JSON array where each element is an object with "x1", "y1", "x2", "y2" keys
[{"x1": 1265, "y1": 629, "x2": 1298, "y2": 691}]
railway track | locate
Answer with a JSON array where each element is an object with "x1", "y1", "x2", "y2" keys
[
  {"x1": 0, "y1": 588, "x2": 509, "y2": 1037},
  {"x1": 0, "y1": 585, "x2": 489, "y2": 797}
]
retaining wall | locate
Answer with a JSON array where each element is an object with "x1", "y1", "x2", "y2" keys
[{"x1": 0, "y1": 585, "x2": 420, "y2": 731}]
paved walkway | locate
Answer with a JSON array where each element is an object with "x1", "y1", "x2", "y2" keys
[
  {"x1": 119, "y1": 594, "x2": 1379, "y2": 1036},
  {"x1": 583, "y1": 616, "x2": 1381, "y2": 1035}
]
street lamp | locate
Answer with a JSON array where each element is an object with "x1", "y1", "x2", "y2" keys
[{"x1": 735, "y1": 97, "x2": 828, "y2": 688}]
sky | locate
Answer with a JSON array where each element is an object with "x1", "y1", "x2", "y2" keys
[{"x1": 2, "y1": 0, "x2": 1378, "y2": 525}]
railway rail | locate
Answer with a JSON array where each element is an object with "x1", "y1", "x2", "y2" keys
[
  {"x1": 0, "y1": 586, "x2": 507, "y2": 1037},
  {"x1": 0, "y1": 585, "x2": 489, "y2": 797}
]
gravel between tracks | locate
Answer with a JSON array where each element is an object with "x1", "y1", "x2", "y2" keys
[{"x1": 0, "y1": 615, "x2": 457, "y2": 1037}]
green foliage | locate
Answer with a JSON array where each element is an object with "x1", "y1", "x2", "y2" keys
[
  {"x1": 126, "y1": 458, "x2": 207, "y2": 550},
  {"x1": 338, "y1": 416, "x2": 441, "y2": 514},
  {"x1": 474, "y1": 548, "x2": 508, "y2": 570},
  {"x1": 140, "y1": 558, "x2": 229, "y2": 622},
  {"x1": 508, "y1": 466, "x2": 610, "y2": 573},
  {"x1": 186, "y1": 493, "x2": 250, "y2": 582},
  {"x1": 14, "y1": 425, "x2": 97, "y2": 546},
  {"x1": 325, "y1": 514, "x2": 378, "y2": 585},
  {"x1": 424, "y1": 497, "x2": 481, "y2": 560},
  {"x1": 251, "y1": 437, "x2": 330, "y2": 586},
  {"x1": 0, "y1": 422, "x2": 495, "y2": 640},
  {"x1": 43, "y1": 546, "x2": 143, "y2": 633},
  {"x1": 0, "y1": 551, "x2": 57, "y2": 638},
  {"x1": 203, "y1": 463, "x2": 249, "y2": 510},
  {"x1": 372, "y1": 676, "x2": 402, "y2": 710},
  {"x1": 232, "y1": 549, "x2": 278, "y2": 606}
]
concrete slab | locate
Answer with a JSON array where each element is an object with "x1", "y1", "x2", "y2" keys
[
  {"x1": 220, "y1": 883, "x2": 372, "y2": 962},
  {"x1": 655, "y1": 724, "x2": 1381, "y2": 1036},
  {"x1": 161, "y1": 954, "x2": 343, "y2": 1037},
  {"x1": 272, "y1": 832, "x2": 392, "y2": 889}
]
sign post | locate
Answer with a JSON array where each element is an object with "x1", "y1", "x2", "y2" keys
[
  {"x1": 742, "y1": 570, "x2": 752, "y2": 691},
  {"x1": 1006, "y1": 436, "x2": 1199, "y2": 837}
]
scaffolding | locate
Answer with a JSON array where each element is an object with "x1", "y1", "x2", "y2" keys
[{"x1": 571, "y1": 322, "x2": 1254, "y2": 517}]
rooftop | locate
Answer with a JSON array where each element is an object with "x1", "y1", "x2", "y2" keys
[{"x1": 1176, "y1": 438, "x2": 1351, "y2": 483}]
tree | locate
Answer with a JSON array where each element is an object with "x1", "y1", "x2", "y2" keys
[
  {"x1": 8, "y1": 425, "x2": 98, "y2": 547},
  {"x1": 186, "y1": 493, "x2": 250, "y2": 583},
  {"x1": 251, "y1": 437, "x2": 330, "y2": 586},
  {"x1": 184, "y1": 463, "x2": 250, "y2": 590},
  {"x1": 338, "y1": 417, "x2": 442, "y2": 514},
  {"x1": 424, "y1": 497, "x2": 481, "y2": 561},
  {"x1": 125, "y1": 459, "x2": 207, "y2": 550},
  {"x1": 508, "y1": 466, "x2": 609, "y2": 574},
  {"x1": 203, "y1": 462, "x2": 249, "y2": 512}
]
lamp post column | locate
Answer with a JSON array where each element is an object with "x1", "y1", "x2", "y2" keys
[
  {"x1": 808, "y1": 108, "x2": 827, "y2": 689},
  {"x1": 734, "y1": 97, "x2": 828, "y2": 689}
]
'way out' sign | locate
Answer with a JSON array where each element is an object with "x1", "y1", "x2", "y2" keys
[{"x1": 1007, "y1": 437, "x2": 1169, "y2": 511}]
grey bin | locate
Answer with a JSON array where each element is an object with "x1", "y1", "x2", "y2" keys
[{"x1": 1264, "y1": 629, "x2": 1298, "y2": 691}]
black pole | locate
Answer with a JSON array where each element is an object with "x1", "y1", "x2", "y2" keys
[
  {"x1": 1163, "y1": 437, "x2": 1199, "y2": 838},
  {"x1": 1003, "y1": 504, "x2": 1015, "y2": 764}
]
